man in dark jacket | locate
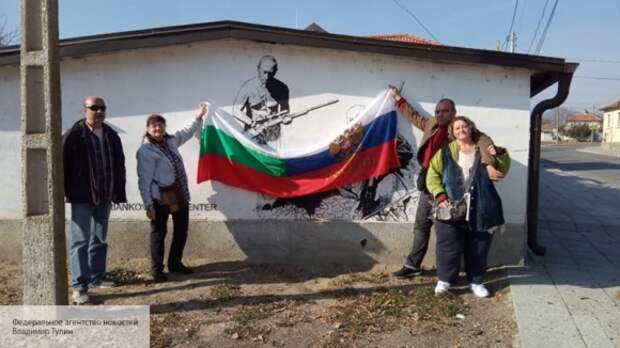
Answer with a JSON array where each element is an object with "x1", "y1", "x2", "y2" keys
[
  {"x1": 63, "y1": 96, "x2": 126, "y2": 304},
  {"x1": 388, "y1": 87, "x2": 505, "y2": 278}
]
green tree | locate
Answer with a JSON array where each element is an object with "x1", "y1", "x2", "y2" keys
[{"x1": 565, "y1": 124, "x2": 592, "y2": 142}]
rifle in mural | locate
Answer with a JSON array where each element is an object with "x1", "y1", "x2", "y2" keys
[{"x1": 250, "y1": 99, "x2": 339, "y2": 139}]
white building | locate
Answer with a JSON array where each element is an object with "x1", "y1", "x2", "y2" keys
[
  {"x1": 565, "y1": 112, "x2": 603, "y2": 130},
  {"x1": 0, "y1": 21, "x2": 576, "y2": 269},
  {"x1": 601, "y1": 99, "x2": 620, "y2": 144}
]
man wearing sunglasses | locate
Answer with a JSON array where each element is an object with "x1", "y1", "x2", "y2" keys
[{"x1": 63, "y1": 96, "x2": 127, "y2": 304}]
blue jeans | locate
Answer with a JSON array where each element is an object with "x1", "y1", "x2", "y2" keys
[{"x1": 70, "y1": 202, "x2": 111, "y2": 292}]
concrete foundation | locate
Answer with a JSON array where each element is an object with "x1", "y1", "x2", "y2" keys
[{"x1": 0, "y1": 220, "x2": 525, "y2": 271}]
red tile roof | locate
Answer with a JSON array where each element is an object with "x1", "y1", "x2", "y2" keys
[
  {"x1": 601, "y1": 98, "x2": 620, "y2": 112},
  {"x1": 541, "y1": 121, "x2": 556, "y2": 131},
  {"x1": 566, "y1": 113, "x2": 602, "y2": 123},
  {"x1": 366, "y1": 33, "x2": 441, "y2": 46}
]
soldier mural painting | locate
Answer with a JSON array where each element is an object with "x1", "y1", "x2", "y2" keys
[
  {"x1": 233, "y1": 55, "x2": 290, "y2": 144},
  {"x1": 199, "y1": 63, "x2": 421, "y2": 221}
]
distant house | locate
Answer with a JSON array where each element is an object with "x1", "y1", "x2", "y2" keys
[
  {"x1": 366, "y1": 33, "x2": 441, "y2": 46},
  {"x1": 601, "y1": 98, "x2": 620, "y2": 144},
  {"x1": 565, "y1": 112, "x2": 603, "y2": 130},
  {"x1": 564, "y1": 112, "x2": 602, "y2": 141},
  {"x1": 541, "y1": 121, "x2": 559, "y2": 142}
]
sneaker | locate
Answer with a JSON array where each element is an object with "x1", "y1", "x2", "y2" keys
[
  {"x1": 434, "y1": 280, "x2": 451, "y2": 295},
  {"x1": 470, "y1": 283, "x2": 490, "y2": 298},
  {"x1": 91, "y1": 279, "x2": 118, "y2": 288},
  {"x1": 152, "y1": 272, "x2": 167, "y2": 283},
  {"x1": 72, "y1": 290, "x2": 90, "y2": 305},
  {"x1": 169, "y1": 264, "x2": 194, "y2": 274},
  {"x1": 391, "y1": 266, "x2": 422, "y2": 279}
]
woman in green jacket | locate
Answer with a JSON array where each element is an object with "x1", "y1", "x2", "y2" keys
[{"x1": 426, "y1": 116, "x2": 510, "y2": 297}]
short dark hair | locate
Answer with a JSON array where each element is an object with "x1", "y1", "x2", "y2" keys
[
  {"x1": 144, "y1": 114, "x2": 169, "y2": 142},
  {"x1": 146, "y1": 114, "x2": 166, "y2": 126},
  {"x1": 437, "y1": 98, "x2": 456, "y2": 111}
]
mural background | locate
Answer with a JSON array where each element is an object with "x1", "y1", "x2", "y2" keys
[{"x1": 0, "y1": 39, "x2": 530, "y2": 223}]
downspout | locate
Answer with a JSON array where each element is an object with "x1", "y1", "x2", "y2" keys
[{"x1": 527, "y1": 67, "x2": 577, "y2": 255}]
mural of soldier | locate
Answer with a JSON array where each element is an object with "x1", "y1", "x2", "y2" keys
[{"x1": 233, "y1": 55, "x2": 290, "y2": 144}]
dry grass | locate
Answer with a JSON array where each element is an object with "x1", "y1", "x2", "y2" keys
[
  {"x1": 104, "y1": 267, "x2": 142, "y2": 285},
  {"x1": 321, "y1": 286, "x2": 467, "y2": 346},
  {"x1": 208, "y1": 284, "x2": 240, "y2": 301},
  {"x1": 224, "y1": 299, "x2": 305, "y2": 341},
  {"x1": 329, "y1": 271, "x2": 389, "y2": 287}
]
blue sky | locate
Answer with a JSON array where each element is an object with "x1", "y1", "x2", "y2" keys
[{"x1": 1, "y1": 0, "x2": 619, "y2": 111}]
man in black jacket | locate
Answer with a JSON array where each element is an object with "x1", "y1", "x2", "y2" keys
[{"x1": 63, "y1": 96, "x2": 126, "y2": 304}]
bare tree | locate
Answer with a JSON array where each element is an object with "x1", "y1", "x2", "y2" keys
[
  {"x1": 542, "y1": 106, "x2": 576, "y2": 125},
  {"x1": 0, "y1": 15, "x2": 18, "y2": 47}
]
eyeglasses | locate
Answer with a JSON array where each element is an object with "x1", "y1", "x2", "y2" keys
[{"x1": 85, "y1": 105, "x2": 107, "y2": 112}]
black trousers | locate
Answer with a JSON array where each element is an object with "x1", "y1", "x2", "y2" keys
[
  {"x1": 150, "y1": 201, "x2": 189, "y2": 274},
  {"x1": 405, "y1": 192, "x2": 433, "y2": 269},
  {"x1": 435, "y1": 220, "x2": 493, "y2": 285}
]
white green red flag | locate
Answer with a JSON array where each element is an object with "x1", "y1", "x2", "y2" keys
[{"x1": 197, "y1": 90, "x2": 400, "y2": 197}]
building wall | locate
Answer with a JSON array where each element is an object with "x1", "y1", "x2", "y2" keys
[
  {"x1": 603, "y1": 109, "x2": 620, "y2": 143},
  {"x1": 0, "y1": 39, "x2": 531, "y2": 268}
]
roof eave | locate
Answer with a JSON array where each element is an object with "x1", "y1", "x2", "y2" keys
[{"x1": 0, "y1": 20, "x2": 574, "y2": 95}]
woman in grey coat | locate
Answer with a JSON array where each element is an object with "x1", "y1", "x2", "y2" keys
[{"x1": 137, "y1": 103, "x2": 207, "y2": 282}]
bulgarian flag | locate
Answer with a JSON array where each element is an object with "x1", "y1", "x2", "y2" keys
[{"x1": 197, "y1": 90, "x2": 400, "y2": 198}]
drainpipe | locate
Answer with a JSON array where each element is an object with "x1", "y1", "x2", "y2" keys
[{"x1": 527, "y1": 68, "x2": 576, "y2": 255}]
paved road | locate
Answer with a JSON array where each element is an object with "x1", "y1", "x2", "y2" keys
[{"x1": 510, "y1": 144, "x2": 620, "y2": 348}]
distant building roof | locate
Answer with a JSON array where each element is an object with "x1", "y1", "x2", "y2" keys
[
  {"x1": 304, "y1": 22, "x2": 328, "y2": 33},
  {"x1": 541, "y1": 121, "x2": 556, "y2": 131},
  {"x1": 600, "y1": 98, "x2": 620, "y2": 112},
  {"x1": 366, "y1": 33, "x2": 440, "y2": 46},
  {"x1": 566, "y1": 113, "x2": 602, "y2": 123}
]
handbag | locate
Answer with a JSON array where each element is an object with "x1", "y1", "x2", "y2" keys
[
  {"x1": 432, "y1": 153, "x2": 480, "y2": 222},
  {"x1": 158, "y1": 180, "x2": 187, "y2": 213},
  {"x1": 432, "y1": 194, "x2": 469, "y2": 222}
]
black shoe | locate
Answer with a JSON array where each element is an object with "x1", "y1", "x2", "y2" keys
[
  {"x1": 169, "y1": 264, "x2": 194, "y2": 274},
  {"x1": 392, "y1": 266, "x2": 422, "y2": 278},
  {"x1": 152, "y1": 272, "x2": 167, "y2": 283}
]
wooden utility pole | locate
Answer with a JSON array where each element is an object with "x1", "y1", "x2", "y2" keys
[{"x1": 20, "y1": 0, "x2": 67, "y2": 304}]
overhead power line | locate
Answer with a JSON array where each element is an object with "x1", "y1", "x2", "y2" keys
[
  {"x1": 574, "y1": 75, "x2": 620, "y2": 81},
  {"x1": 504, "y1": 0, "x2": 519, "y2": 51},
  {"x1": 534, "y1": 0, "x2": 560, "y2": 55},
  {"x1": 527, "y1": 0, "x2": 549, "y2": 53},
  {"x1": 392, "y1": 0, "x2": 440, "y2": 42},
  {"x1": 569, "y1": 58, "x2": 620, "y2": 64}
]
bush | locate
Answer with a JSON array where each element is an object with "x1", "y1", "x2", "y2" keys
[{"x1": 565, "y1": 124, "x2": 592, "y2": 141}]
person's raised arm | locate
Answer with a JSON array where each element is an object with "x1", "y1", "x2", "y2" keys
[
  {"x1": 388, "y1": 85, "x2": 428, "y2": 131},
  {"x1": 172, "y1": 103, "x2": 207, "y2": 148}
]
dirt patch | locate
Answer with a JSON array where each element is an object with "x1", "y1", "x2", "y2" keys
[{"x1": 0, "y1": 259, "x2": 517, "y2": 347}]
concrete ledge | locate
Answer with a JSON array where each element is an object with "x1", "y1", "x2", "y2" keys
[{"x1": 0, "y1": 219, "x2": 525, "y2": 271}]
